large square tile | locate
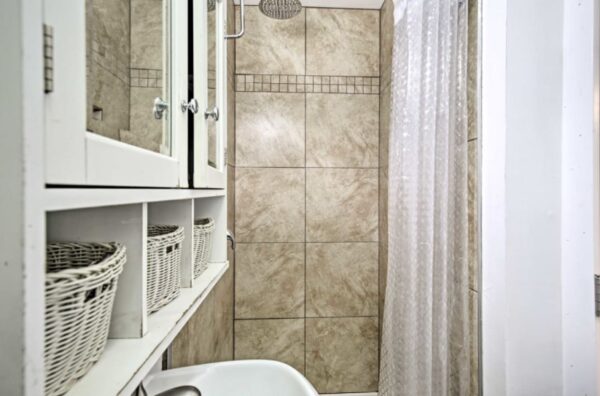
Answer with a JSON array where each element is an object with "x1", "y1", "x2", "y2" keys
[
  {"x1": 306, "y1": 243, "x2": 378, "y2": 317},
  {"x1": 236, "y1": 92, "x2": 305, "y2": 167},
  {"x1": 306, "y1": 94, "x2": 378, "y2": 167},
  {"x1": 236, "y1": 168, "x2": 305, "y2": 242},
  {"x1": 236, "y1": 6, "x2": 305, "y2": 75},
  {"x1": 306, "y1": 317, "x2": 378, "y2": 393},
  {"x1": 307, "y1": 168, "x2": 378, "y2": 242},
  {"x1": 234, "y1": 319, "x2": 305, "y2": 373},
  {"x1": 469, "y1": 290, "x2": 480, "y2": 396},
  {"x1": 306, "y1": 9, "x2": 379, "y2": 76},
  {"x1": 236, "y1": 243, "x2": 305, "y2": 318}
]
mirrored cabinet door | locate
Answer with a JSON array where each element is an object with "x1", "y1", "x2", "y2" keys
[
  {"x1": 193, "y1": 0, "x2": 227, "y2": 188},
  {"x1": 86, "y1": 0, "x2": 172, "y2": 155}
]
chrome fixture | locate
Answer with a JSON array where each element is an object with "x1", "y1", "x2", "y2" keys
[
  {"x1": 181, "y1": 98, "x2": 199, "y2": 114},
  {"x1": 153, "y1": 97, "x2": 168, "y2": 120},
  {"x1": 259, "y1": 0, "x2": 302, "y2": 20},
  {"x1": 227, "y1": 229, "x2": 236, "y2": 250},
  {"x1": 225, "y1": 0, "x2": 245, "y2": 39},
  {"x1": 204, "y1": 106, "x2": 219, "y2": 121}
]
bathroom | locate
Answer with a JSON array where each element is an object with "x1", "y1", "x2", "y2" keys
[{"x1": 1, "y1": 0, "x2": 599, "y2": 395}]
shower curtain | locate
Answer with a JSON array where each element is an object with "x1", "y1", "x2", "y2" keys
[{"x1": 379, "y1": 0, "x2": 469, "y2": 395}]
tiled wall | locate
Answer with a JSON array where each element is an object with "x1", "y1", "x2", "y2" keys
[
  {"x1": 378, "y1": 1, "x2": 480, "y2": 394},
  {"x1": 171, "y1": 0, "x2": 236, "y2": 367},
  {"x1": 233, "y1": 7, "x2": 380, "y2": 394},
  {"x1": 466, "y1": 0, "x2": 481, "y2": 394}
]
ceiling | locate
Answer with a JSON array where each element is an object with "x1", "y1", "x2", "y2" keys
[{"x1": 232, "y1": 0, "x2": 385, "y2": 9}]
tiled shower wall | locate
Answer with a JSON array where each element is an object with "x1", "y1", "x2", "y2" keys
[
  {"x1": 233, "y1": 7, "x2": 380, "y2": 394},
  {"x1": 378, "y1": 1, "x2": 480, "y2": 395}
]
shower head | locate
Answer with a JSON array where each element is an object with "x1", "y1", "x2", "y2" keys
[{"x1": 259, "y1": 0, "x2": 302, "y2": 20}]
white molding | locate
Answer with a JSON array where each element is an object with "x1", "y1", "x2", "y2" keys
[
  {"x1": 233, "y1": 0, "x2": 384, "y2": 9},
  {"x1": 561, "y1": 0, "x2": 598, "y2": 393},
  {"x1": 44, "y1": 187, "x2": 225, "y2": 212},
  {"x1": 481, "y1": 0, "x2": 507, "y2": 394},
  {"x1": 85, "y1": 133, "x2": 180, "y2": 187}
]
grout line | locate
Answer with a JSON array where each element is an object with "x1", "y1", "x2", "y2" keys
[
  {"x1": 234, "y1": 315, "x2": 380, "y2": 321},
  {"x1": 236, "y1": 241, "x2": 380, "y2": 245},
  {"x1": 304, "y1": 9, "x2": 308, "y2": 376}
]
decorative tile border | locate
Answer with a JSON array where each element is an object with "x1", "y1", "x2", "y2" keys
[
  {"x1": 130, "y1": 68, "x2": 163, "y2": 88},
  {"x1": 43, "y1": 24, "x2": 54, "y2": 93},
  {"x1": 235, "y1": 74, "x2": 380, "y2": 95}
]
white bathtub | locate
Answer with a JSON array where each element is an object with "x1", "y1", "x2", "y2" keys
[{"x1": 143, "y1": 359, "x2": 319, "y2": 396}]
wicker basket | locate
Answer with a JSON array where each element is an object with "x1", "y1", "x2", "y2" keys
[
  {"x1": 193, "y1": 218, "x2": 215, "y2": 279},
  {"x1": 45, "y1": 242, "x2": 126, "y2": 396},
  {"x1": 147, "y1": 225, "x2": 184, "y2": 314}
]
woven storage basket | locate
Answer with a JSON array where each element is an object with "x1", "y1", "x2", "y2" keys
[
  {"x1": 45, "y1": 242, "x2": 126, "y2": 396},
  {"x1": 147, "y1": 225, "x2": 184, "y2": 314},
  {"x1": 193, "y1": 218, "x2": 215, "y2": 279}
]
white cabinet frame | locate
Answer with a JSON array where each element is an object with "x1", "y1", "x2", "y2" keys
[
  {"x1": 193, "y1": 0, "x2": 227, "y2": 189},
  {"x1": 44, "y1": 0, "x2": 189, "y2": 188}
]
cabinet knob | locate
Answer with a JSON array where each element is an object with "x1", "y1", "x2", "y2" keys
[
  {"x1": 204, "y1": 106, "x2": 219, "y2": 121},
  {"x1": 181, "y1": 98, "x2": 199, "y2": 114},
  {"x1": 153, "y1": 97, "x2": 169, "y2": 120}
]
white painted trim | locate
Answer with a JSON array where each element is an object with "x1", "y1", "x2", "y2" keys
[
  {"x1": 44, "y1": 187, "x2": 225, "y2": 212},
  {"x1": 233, "y1": 0, "x2": 384, "y2": 9},
  {"x1": 560, "y1": 0, "x2": 598, "y2": 393},
  {"x1": 85, "y1": 133, "x2": 179, "y2": 187},
  {"x1": 481, "y1": 0, "x2": 507, "y2": 394}
]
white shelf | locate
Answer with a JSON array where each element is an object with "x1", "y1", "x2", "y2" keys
[
  {"x1": 66, "y1": 261, "x2": 229, "y2": 396},
  {"x1": 45, "y1": 188, "x2": 225, "y2": 211}
]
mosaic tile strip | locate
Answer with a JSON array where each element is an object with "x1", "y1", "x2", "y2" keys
[
  {"x1": 130, "y1": 68, "x2": 163, "y2": 88},
  {"x1": 43, "y1": 24, "x2": 54, "y2": 93},
  {"x1": 235, "y1": 74, "x2": 381, "y2": 95}
]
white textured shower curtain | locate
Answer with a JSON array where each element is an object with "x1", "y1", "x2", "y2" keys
[{"x1": 379, "y1": 0, "x2": 469, "y2": 395}]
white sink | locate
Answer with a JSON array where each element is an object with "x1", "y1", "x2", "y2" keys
[{"x1": 142, "y1": 359, "x2": 319, "y2": 396}]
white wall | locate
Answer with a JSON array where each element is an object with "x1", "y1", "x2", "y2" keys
[{"x1": 482, "y1": 0, "x2": 598, "y2": 394}]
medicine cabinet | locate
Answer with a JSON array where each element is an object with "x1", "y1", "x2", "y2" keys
[{"x1": 43, "y1": 0, "x2": 228, "y2": 188}]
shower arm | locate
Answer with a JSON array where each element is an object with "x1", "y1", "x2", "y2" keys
[{"x1": 225, "y1": 0, "x2": 245, "y2": 40}]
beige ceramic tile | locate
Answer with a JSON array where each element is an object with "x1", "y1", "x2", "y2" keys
[
  {"x1": 235, "y1": 243, "x2": 305, "y2": 319},
  {"x1": 87, "y1": 65, "x2": 130, "y2": 142},
  {"x1": 307, "y1": 9, "x2": 379, "y2": 76},
  {"x1": 468, "y1": 140, "x2": 479, "y2": 291},
  {"x1": 213, "y1": 265, "x2": 234, "y2": 361},
  {"x1": 235, "y1": 168, "x2": 305, "y2": 242},
  {"x1": 227, "y1": 165, "x2": 235, "y2": 231},
  {"x1": 307, "y1": 168, "x2": 378, "y2": 242},
  {"x1": 172, "y1": 286, "x2": 217, "y2": 367},
  {"x1": 469, "y1": 290, "x2": 480, "y2": 396},
  {"x1": 306, "y1": 94, "x2": 378, "y2": 167},
  {"x1": 468, "y1": 0, "x2": 479, "y2": 141},
  {"x1": 236, "y1": 92, "x2": 305, "y2": 167},
  {"x1": 130, "y1": 0, "x2": 163, "y2": 69},
  {"x1": 380, "y1": 0, "x2": 394, "y2": 90},
  {"x1": 306, "y1": 317, "x2": 378, "y2": 393},
  {"x1": 236, "y1": 6, "x2": 305, "y2": 75},
  {"x1": 306, "y1": 243, "x2": 378, "y2": 317},
  {"x1": 234, "y1": 319, "x2": 305, "y2": 373}
]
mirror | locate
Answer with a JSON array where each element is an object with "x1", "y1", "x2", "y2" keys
[
  {"x1": 207, "y1": 0, "x2": 218, "y2": 168},
  {"x1": 86, "y1": 0, "x2": 172, "y2": 155}
]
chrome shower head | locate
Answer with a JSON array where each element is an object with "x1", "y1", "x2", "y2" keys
[{"x1": 259, "y1": 0, "x2": 302, "y2": 20}]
